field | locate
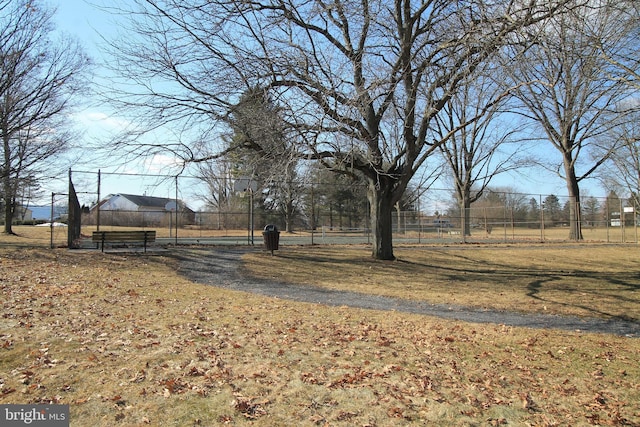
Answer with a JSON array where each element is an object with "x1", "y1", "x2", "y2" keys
[
  {"x1": 13, "y1": 222, "x2": 639, "y2": 249},
  {"x1": 0, "y1": 226, "x2": 639, "y2": 426}
]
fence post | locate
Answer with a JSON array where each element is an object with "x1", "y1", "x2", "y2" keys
[
  {"x1": 502, "y1": 203, "x2": 506, "y2": 242},
  {"x1": 606, "y1": 200, "x2": 610, "y2": 242},
  {"x1": 310, "y1": 182, "x2": 315, "y2": 246},
  {"x1": 175, "y1": 175, "x2": 179, "y2": 245},
  {"x1": 633, "y1": 197, "x2": 638, "y2": 244},
  {"x1": 620, "y1": 198, "x2": 625, "y2": 243},
  {"x1": 483, "y1": 208, "x2": 487, "y2": 236},
  {"x1": 510, "y1": 207, "x2": 515, "y2": 241},
  {"x1": 540, "y1": 194, "x2": 545, "y2": 242},
  {"x1": 97, "y1": 170, "x2": 101, "y2": 232}
]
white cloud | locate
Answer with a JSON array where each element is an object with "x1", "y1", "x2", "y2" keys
[
  {"x1": 143, "y1": 154, "x2": 182, "y2": 173},
  {"x1": 73, "y1": 110, "x2": 132, "y2": 132}
]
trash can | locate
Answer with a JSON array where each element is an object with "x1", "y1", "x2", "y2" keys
[{"x1": 262, "y1": 224, "x2": 280, "y2": 255}]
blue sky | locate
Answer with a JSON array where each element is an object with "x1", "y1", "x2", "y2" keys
[
  {"x1": 49, "y1": 0, "x2": 608, "y2": 212},
  {"x1": 50, "y1": 1, "x2": 206, "y2": 208}
]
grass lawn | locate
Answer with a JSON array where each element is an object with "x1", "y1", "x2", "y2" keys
[
  {"x1": 244, "y1": 244, "x2": 640, "y2": 320},
  {"x1": 0, "y1": 227, "x2": 638, "y2": 426}
]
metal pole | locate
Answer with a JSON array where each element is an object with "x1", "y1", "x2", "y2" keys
[
  {"x1": 418, "y1": 195, "x2": 421, "y2": 244},
  {"x1": 635, "y1": 201, "x2": 638, "y2": 244},
  {"x1": 175, "y1": 176, "x2": 179, "y2": 245},
  {"x1": 606, "y1": 199, "x2": 610, "y2": 243},
  {"x1": 311, "y1": 182, "x2": 315, "y2": 245},
  {"x1": 246, "y1": 188, "x2": 254, "y2": 246},
  {"x1": 50, "y1": 193, "x2": 55, "y2": 249},
  {"x1": 250, "y1": 189, "x2": 254, "y2": 245},
  {"x1": 540, "y1": 195, "x2": 545, "y2": 242},
  {"x1": 632, "y1": 203, "x2": 638, "y2": 243},
  {"x1": 621, "y1": 198, "x2": 625, "y2": 243},
  {"x1": 247, "y1": 191, "x2": 250, "y2": 245},
  {"x1": 484, "y1": 208, "x2": 488, "y2": 237},
  {"x1": 503, "y1": 204, "x2": 507, "y2": 242},
  {"x1": 68, "y1": 169, "x2": 72, "y2": 248},
  {"x1": 96, "y1": 170, "x2": 101, "y2": 231},
  {"x1": 511, "y1": 207, "x2": 515, "y2": 240}
]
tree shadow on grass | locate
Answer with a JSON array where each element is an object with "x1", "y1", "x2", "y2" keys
[
  {"x1": 173, "y1": 248, "x2": 640, "y2": 337},
  {"x1": 526, "y1": 275, "x2": 639, "y2": 322},
  {"x1": 397, "y1": 253, "x2": 639, "y2": 322}
]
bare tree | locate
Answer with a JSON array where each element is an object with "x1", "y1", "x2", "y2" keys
[
  {"x1": 594, "y1": 0, "x2": 639, "y2": 91},
  {"x1": 458, "y1": 186, "x2": 528, "y2": 233},
  {"x1": 594, "y1": 0, "x2": 640, "y2": 208},
  {"x1": 0, "y1": 0, "x2": 89, "y2": 233},
  {"x1": 227, "y1": 87, "x2": 303, "y2": 232},
  {"x1": 194, "y1": 160, "x2": 235, "y2": 228},
  {"x1": 432, "y1": 66, "x2": 523, "y2": 237},
  {"x1": 505, "y1": 1, "x2": 637, "y2": 241},
  {"x1": 599, "y1": 112, "x2": 640, "y2": 207},
  {"x1": 103, "y1": 0, "x2": 574, "y2": 259}
]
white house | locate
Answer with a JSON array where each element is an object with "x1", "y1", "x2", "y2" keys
[{"x1": 92, "y1": 194, "x2": 195, "y2": 226}]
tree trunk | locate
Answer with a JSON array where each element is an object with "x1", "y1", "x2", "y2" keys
[
  {"x1": 564, "y1": 157, "x2": 583, "y2": 241},
  {"x1": 2, "y1": 135, "x2": 13, "y2": 234},
  {"x1": 368, "y1": 179, "x2": 395, "y2": 260},
  {"x1": 567, "y1": 187, "x2": 583, "y2": 241},
  {"x1": 284, "y1": 198, "x2": 294, "y2": 232},
  {"x1": 460, "y1": 193, "x2": 472, "y2": 237},
  {"x1": 2, "y1": 189, "x2": 14, "y2": 234}
]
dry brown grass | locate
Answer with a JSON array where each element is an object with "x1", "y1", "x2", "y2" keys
[
  {"x1": 8, "y1": 222, "x2": 637, "y2": 249},
  {"x1": 1, "y1": 225, "x2": 251, "y2": 248},
  {"x1": 0, "y1": 229, "x2": 639, "y2": 426},
  {"x1": 244, "y1": 244, "x2": 640, "y2": 320}
]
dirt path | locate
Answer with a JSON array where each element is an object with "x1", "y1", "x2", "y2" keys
[{"x1": 173, "y1": 248, "x2": 639, "y2": 338}]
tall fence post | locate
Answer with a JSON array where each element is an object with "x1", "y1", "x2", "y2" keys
[
  {"x1": 620, "y1": 198, "x2": 625, "y2": 243},
  {"x1": 540, "y1": 194, "x2": 545, "y2": 242},
  {"x1": 606, "y1": 201, "x2": 610, "y2": 242},
  {"x1": 635, "y1": 200, "x2": 639, "y2": 244},
  {"x1": 175, "y1": 175, "x2": 179, "y2": 245},
  {"x1": 97, "y1": 170, "x2": 101, "y2": 231},
  {"x1": 310, "y1": 182, "x2": 315, "y2": 245},
  {"x1": 502, "y1": 203, "x2": 506, "y2": 242}
]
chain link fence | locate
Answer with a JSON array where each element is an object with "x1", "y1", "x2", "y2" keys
[{"x1": 64, "y1": 170, "x2": 639, "y2": 247}]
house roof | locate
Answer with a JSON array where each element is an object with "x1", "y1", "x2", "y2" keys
[
  {"x1": 107, "y1": 194, "x2": 193, "y2": 212},
  {"x1": 118, "y1": 194, "x2": 174, "y2": 208}
]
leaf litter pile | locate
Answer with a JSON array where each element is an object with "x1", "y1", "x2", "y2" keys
[{"x1": 1, "y1": 248, "x2": 639, "y2": 426}]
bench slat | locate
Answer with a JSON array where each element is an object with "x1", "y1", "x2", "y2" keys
[
  {"x1": 92, "y1": 232, "x2": 156, "y2": 241},
  {"x1": 92, "y1": 231, "x2": 156, "y2": 252}
]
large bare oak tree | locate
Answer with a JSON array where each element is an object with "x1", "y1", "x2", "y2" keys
[{"x1": 104, "y1": 0, "x2": 576, "y2": 259}]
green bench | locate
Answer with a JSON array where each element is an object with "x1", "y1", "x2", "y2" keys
[{"x1": 92, "y1": 230, "x2": 156, "y2": 252}]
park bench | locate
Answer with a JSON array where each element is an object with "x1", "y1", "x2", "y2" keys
[{"x1": 92, "y1": 230, "x2": 156, "y2": 252}]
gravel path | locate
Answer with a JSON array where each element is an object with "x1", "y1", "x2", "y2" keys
[{"x1": 173, "y1": 248, "x2": 639, "y2": 338}]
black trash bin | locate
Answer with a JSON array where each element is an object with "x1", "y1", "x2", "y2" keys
[{"x1": 262, "y1": 224, "x2": 280, "y2": 255}]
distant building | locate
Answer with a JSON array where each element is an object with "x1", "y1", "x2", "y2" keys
[
  {"x1": 90, "y1": 194, "x2": 195, "y2": 226},
  {"x1": 15, "y1": 206, "x2": 33, "y2": 222}
]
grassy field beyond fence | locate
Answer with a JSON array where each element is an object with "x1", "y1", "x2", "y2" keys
[
  {"x1": 0, "y1": 228, "x2": 638, "y2": 426},
  {"x1": 4, "y1": 222, "x2": 638, "y2": 249}
]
